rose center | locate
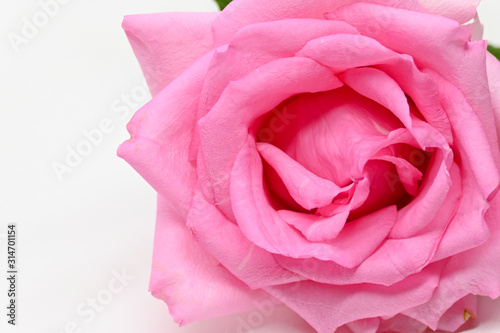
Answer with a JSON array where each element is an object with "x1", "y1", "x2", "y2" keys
[{"x1": 254, "y1": 86, "x2": 430, "y2": 216}]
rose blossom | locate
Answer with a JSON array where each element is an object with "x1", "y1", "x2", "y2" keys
[{"x1": 118, "y1": 0, "x2": 500, "y2": 332}]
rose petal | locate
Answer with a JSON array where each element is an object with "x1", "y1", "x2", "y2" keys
[
  {"x1": 190, "y1": 18, "x2": 358, "y2": 167},
  {"x1": 431, "y1": 162, "x2": 491, "y2": 262},
  {"x1": 370, "y1": 155, "x2": 423, "y2": 196},
  {"x1": 278, "y1": 210, "x2": 348, "y2": 241},
  {"x1": 403, "y1": 192, "x2": 500, "y2": 329},
  {"x1": 278, "y1": 201, "x2": 396, "y2": 257},
  {"x1": 347, "y1": 160, "x2": 407, "y2": 219},
  {"x1": 257, "y1": 142, "x2": 346, "y2": 210},
  {"x1": 122, "y1": 12, "x2": 218, "y2": 95},
  {"x1": 329, "y1": 3, "x2": 500, "y2": 164},
  {"x1": 150, "y1": 195, "x2": 269, "y2": 325},
  {"x1": 390, "y1": 148, "x2": 453, "y2": 238},
  {"x1": 198, "y1": 57, "x2": 343, "y2": 219},
  {"x1": 266, "y1": 87, "x2": 403, "y2": 187},
  {"x1": 275, "y1": 162, "x2": 462, "y2": 286},
  {"x1": 231, "y1": 136, "x2": 397, "y2": 267},
  {"x1": 118, "y1": 51, "x2": 213, "y2": 217},
  {"x1": 212, "y1": 0, "x2": 426, "y2": 46},
  {"x1": 340, "y1": 67, "x2": 412, "y2": 130},
  {"x1": 199, "y1": 18, "x2": 358, "y2": 117},
  {"x1": 467, "y1": 13, "x2": 484, "y2": 41},
  {"x1": 296, "y1": 33, "x2": 454, "y2": 143},
  {"x1": 435, "y1": 295, "x2": 478, "y2": 332},
  {"x1": 186, "y1": 187, "x2": 303, "y2": 290},
  {"x1": 264, "y1": 263, "x2": 442, "y2": 333},
  {"x1": 377, "y1": 314, "x2": 428, "y2": 333},
  {"x1": 417, "y1": 0, "x2": 480, "y2": 24},
  {"x1": 425, "y1": 68, "x2": 500, "y2": 200},
  {"x1": 346, "y1": 318, "x2": 379, "y2": 333},
  {"x1": 487, "y1": 53, "x2": 500, "y2": 144}
]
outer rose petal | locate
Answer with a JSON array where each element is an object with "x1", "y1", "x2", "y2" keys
[
  {"x1": 431, "y1": 170, "x2": 490, "y2": 262},
  {"x1": 150, "y1": 196, "x2": 269, "y2": 324},
  {"x1": 434, "y1": 295, "x2": 478, "y2": 332},
  {"x1": 403, "y1": 191, "x2": 500, "y2": 329},
  {"x1": 376, "y1": 314, "x2": 428, "y2": 333},
  {"x1": 468, "y1": 13, "x2": 484, "y2": 41},
  {"x1": 122, "y1": 12, "x2": 218, "y2": 96},
  {"x1": 417, "y1": 0, "x2": 480, "y2": 24},
  {"x1": 118, "y1": 51, "x2": 213, "y2": 218},
  {"x1": 212, "y1": 0, "x2": 426, "y2": 46},
  {"x1": 296, "y1": 33, "x2": 453, "y2": 142},
  {"x1": 488, "y1": 53, "x2": 500, "y2": 139},
  {"x1": 186, "y1": 187, "x2": 304, "y2": 290},
  {"x1": 264, "y1": 262, "x2": 442, "y2": 333},
  {"x1": 345, "y1": 318, "x2": 379, "y2": 333},
  {"x1": 423, "y1": 68, "x2": 499, "y2": 200},
  {"x1": 330, "y1": 3, "x2": 500, "y2": 169},
  {"x1": 189, "y1": 18, "x2": 358, "y2": 169},
  {"x1": 198, "y1": 18, "x2": 358, "y2": 121}
]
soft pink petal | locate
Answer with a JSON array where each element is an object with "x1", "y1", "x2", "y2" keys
[
  {"x1": 279, "y1": 204, "x2": 396, "y2": 260},
  {"x1": 371, "y1": 155, "x2": 423, "y2": 196},
  {"x1": 266, "y1": 87, "x2": 403, "y2": 187},
  {"x1": 318, "y1": 178, "x2": 370, "y2": 217},
  {"x1": 467, "y1": 13, "x2": 484, "y2": 41},
  {"x1": 257, "y1": 142, "x2": 345, "y2": 210},
  {"x1": 425, "y1": 68, "x2": 500, "y2": 200},
  {"x1": 487, "y1": 53, "x2": 500, "y2": 142},
  {"x1": 212, "y1": 0, "x2": 426, "y2": 46},
  {"x1": 198, "y1": 18, "x2": 357, "y2": 118},
  {"x1": 362, "y1": 161, "x2": 459, "y2": 275},
  {"x1": 377, "y1": 314, "x2": 428, "y2": 333},
  {"x1": 231, "y1": 136, "x2": 397, "y2": 268},
  {"x1": 275, "y1": 163, "x2": 462, "y2": 286},
  {"x1": 346, "y1": 318, "x2": 379, "y2": 333},
  {"x1": 186, "y1": 187, "x2": 303, "y2": 290},
  {"x1": 150, "y1": 195, "x2": 269, "y2": 325},
  {"x1": 340, "y1": 67, "x2": 412, "y2": 130},
  {"x1": 118, "y1": 51, "x2": 213, "y2": 218},
  {"x1": 431, "y1": 160, "x2": 491, "y2": 262},
  {"x1": 190, "y1": 18, "x2": 358, "y2": 169},
  {"x1": 261, "y1": 81, "x2": 450, "y2": 240},
  {"x1": 346, "y1": 160, "x2": 407, "y2": 219},
  {"x1": 389, "y1": 149, "x2": 453, "y2": 238},
  {"x1": 324, "y1": 205, "x2": 397, "y2": 267},
  {"x1": 435, "y1": 295, "x2": 478, "y2": 332},
  {"x1": 329, "y1": 3, "x2": 499, "y2": 165},
  {"x1": 417, "y1": 0, "x2": 480, "y2": 24},
  {"x1": 278, "y1": 210, "x2": 348, "y2": 242},
  {"x1": 296, "y1": 33, "x2": 453, "y2": 143},
  {"x1": 197, "y1": 57, "x2": 342, "y2": 220},
  {"x1": 122, "y1": 12, "x2": 218, "y2": 96},
  {"x1": 403, "y1": 191, "x2": 500, "y2": 329},
  {"x1": 264, "y1": 263, "x2": 442, "y2": 333}
]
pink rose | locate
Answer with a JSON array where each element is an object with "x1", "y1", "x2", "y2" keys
[{"x1": 118, "y1": 0, "x2": 500, "y2": 332}]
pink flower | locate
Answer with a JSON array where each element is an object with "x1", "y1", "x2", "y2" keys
[{"x1": 118, "y1": 0, "x2": 500, "y2": 332}]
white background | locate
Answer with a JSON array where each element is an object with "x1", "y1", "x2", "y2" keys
[{"x1": 0, "y1": 0, "x2": 499, "y2": 332}]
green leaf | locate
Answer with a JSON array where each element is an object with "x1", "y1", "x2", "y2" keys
[
  {"x1": 214, "y1": 0, "x2": 233, "y2": 10},
  {"x1": 488, "y1": 45, "x2": 500, "y2": 61}
]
